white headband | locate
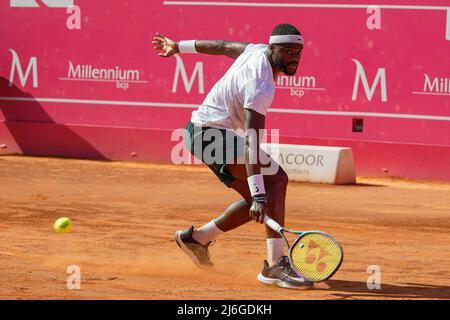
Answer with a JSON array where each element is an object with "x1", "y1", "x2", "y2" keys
[{"x1": 269, "y1": 35, "x2": 304, "y2": 45}]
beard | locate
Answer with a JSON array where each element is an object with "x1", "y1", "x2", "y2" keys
[
  {"x1": 275, "y1": 58, "x2": 298, "y2": 76},
  {"x1": 284, "y1": 66, "x2": 297, "y2": 76}
]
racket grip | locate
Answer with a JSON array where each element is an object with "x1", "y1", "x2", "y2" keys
[{"x1": 264, "y1": 216, "x2": 283, "y2": 233}]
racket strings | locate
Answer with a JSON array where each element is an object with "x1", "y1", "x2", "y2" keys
[{"x1": 290, "y1": 233, "x2": 343, "y2": 282}]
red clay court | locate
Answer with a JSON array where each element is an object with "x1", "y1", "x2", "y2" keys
[{"x1": 1, "y1": 156, "x2": 449, "y2": 300}]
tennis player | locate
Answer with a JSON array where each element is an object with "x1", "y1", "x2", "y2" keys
[{"x1": 153, "y1": 24, "x2": 310, "y2": 288}]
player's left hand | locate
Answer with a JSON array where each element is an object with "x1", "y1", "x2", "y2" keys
[
  {"x1": 250, "y1": 194, "x2": 269, "y2": 224},
  {"x1": 152, "y1": 32, "x2": 179, "y2": 58}
]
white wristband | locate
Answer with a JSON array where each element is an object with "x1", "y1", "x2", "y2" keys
[
  {"x1": 247, "y1": 174, "x2": 266, "y2": 196},
  {"x1": 178, "y1": 40, "x2": 197, "y2": 53}
]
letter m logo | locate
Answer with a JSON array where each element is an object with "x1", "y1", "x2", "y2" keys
[
  {"x1": 172, "y1": 55, "x2": 204, "y2": 94},
  {"x1": 9, "y1": 49, "x2": 38, "y2": 88},
  {"x1": 352, "y1": 59, "x2": 387, "y2": 102},
  {"x1": 10, "y1": 0, "x2": 73, "y2": 7}
]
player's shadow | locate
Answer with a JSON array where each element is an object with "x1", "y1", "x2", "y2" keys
[
  {"x1": 0, "y1": 77, "x2": 106, "y2": 159},
  {"x1": 322, "y1": 280, "x2": 450, "y2": 299}
]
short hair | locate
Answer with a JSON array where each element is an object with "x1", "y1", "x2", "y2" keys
[{"x1": 271, "y1": 23, "x2": 301, "y2": 36}]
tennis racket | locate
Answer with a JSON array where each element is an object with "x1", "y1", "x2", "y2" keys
[{"x1": 264, "y1": 216, "x2": 344, "y2": 283}]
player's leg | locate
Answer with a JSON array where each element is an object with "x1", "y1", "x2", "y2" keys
[
  {"x1": 194, "y1": 159, "x2": 287, "y2": 238},
  {"x1": 213, "y1": 177, "x2": 252, "y2": 231},
  {"x1": 174, "y1": 161, "x2": 265, "y2": 268},
  {"x1": 175, "y1": 123, "x2": 252, "y2": 267},
  {"x1": 223, "y1": 161, "x2": 308, "y2": 287},
  {"x1": 176, "y1": 122, "x2": 300, "y2": 284},
  {"x1": 179, "y1": 125, "x2": 252, "y2": 242},
  {"x1": 174, "y1": 178, "x2": 251, "y2": 268},
  {"x1": 223, "y1": 161, "x2": 287, "y2": 264},
  {"x1": 188, "y1": 172, "x2": 251, "y2": 247},
  {"x1": 189, "y1": 159, "x2": 287, "y2": 263},
  {"x1": 224, "y1": 161, "x2": 289, "y2": 239}
]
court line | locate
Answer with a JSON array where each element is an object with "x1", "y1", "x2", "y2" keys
[
  {"x1": 276, "y1": 87, "x2": 326, "y2": 91},
  {"x1": 163, "y1": 1, "x2": 449, "y2": 11},
  {"x1": 0, "y1": 96, "x2": 196, "y2": 108},
  {"x1": 269, "y1": 108, "x2": 450, "y2": 121},
  {"x1": 1, "y1": 96, "x2": 450, "y2": 121},
  {"x1": 59, "y1": 78, "x2": 148, "y2": 84},
  {"x1": 412, "y1": 92, "x2": 450, "y2": 96}
]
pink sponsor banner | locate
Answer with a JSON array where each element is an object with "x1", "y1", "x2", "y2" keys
[{"x1": 0, "y1": 1, "x2": 449, "y2": 179}]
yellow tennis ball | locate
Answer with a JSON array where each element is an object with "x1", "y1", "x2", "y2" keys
[{"x1": 54, "y1": 217, "x2": 73, "y2": 233}]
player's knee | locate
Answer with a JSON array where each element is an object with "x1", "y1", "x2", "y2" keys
[
  {"x1": 269, "y1": 168, "x2": 289, "y2": 189},
  {"x1": 277, "y1": 169, "x2": 289, "y2": 188}
]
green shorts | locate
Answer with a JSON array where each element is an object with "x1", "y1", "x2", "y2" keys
[{"x1": 184, "y1": 121, "x2": 245, "y2": 187}]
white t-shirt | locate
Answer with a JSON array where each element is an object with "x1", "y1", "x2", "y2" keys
[{"x1": 190, "y1": 43, "x2": 276, "y2": 130}]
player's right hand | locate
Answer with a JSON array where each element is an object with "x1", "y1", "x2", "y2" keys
[
  {"x1": 250, "y1": 194, "x2": 269, "y2": 224},
  {"x1": 152, "y1": 32, "x2": 179, "y2": 58}
]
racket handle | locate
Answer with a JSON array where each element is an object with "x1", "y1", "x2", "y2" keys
[{"x1": 264, "y1": 216, "x2": 283, "y2": 233}]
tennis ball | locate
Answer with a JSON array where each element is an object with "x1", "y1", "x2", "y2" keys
[{"x1": 54, "y1": 217, "x2": 73, "y2": 233}]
